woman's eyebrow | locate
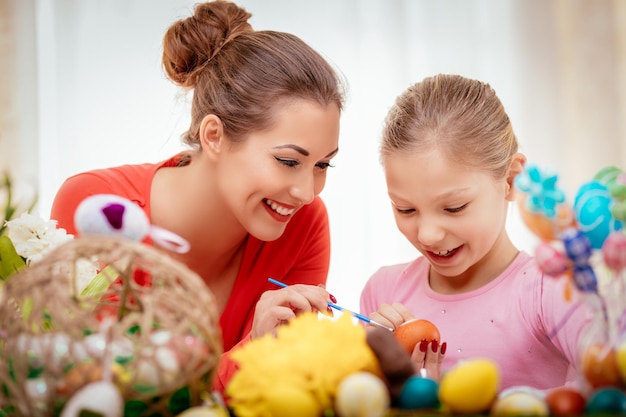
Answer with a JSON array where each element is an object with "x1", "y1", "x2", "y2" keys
[
  {"x1": 273, "y1": 145, "x2": 339, "y2": 159},
  {"x1": 273, "y1": 144, "x2": 309, "y2": 156}
]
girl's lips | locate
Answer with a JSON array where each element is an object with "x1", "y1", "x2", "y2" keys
[{"x1": 427, "y1": 246, "x2": 462, "y2": 265}]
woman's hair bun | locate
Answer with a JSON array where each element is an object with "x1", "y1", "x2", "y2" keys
[{"x1": 162, "y1": 0, "x2": 253, "y2": 88}]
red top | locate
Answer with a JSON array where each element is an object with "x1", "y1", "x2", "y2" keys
[{"x1": 50, "y1": 154, "x2": 331, "y2": 392}]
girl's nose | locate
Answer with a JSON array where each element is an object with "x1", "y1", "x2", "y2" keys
[{"x1": 416, "y1": 220, "x2": 445, "y2": 247}]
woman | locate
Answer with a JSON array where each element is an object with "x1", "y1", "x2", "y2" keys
[{"x1": 51, "y1": 0, "x2": 345, "y2": 392}]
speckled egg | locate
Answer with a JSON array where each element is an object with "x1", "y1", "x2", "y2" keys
[
  {"x1": 490, "y1": 387, "x2": 548, "y2": 416},
  {"x1": 335, "y1": 372, "x2": 390, "y2": 417}
]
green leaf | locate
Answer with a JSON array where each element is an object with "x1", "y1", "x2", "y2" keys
[
  {"x1": 0, "y1": 235, "x2": 26, "y2": 282},
  {"x1": 80, "y1": 265, "x2": 117, "y2": 298}
]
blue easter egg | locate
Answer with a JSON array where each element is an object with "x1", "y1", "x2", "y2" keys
[
  {"x1": 586, "y1": 387, "x2": 626, "y2": 414},
  {"x1": 397, "y1": 376, "x2": 439, "y2": 410},
  {"x1": 574, "y1": 181, "x2": 624, "y2": 249}
]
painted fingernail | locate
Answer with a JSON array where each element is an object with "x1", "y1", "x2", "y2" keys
[
  {"x1": 441, "y1": 342, "x2": 447, "y2": 355},
  {"x1": 419, "y1": 339, "x2": 428, "y2": 352},
  {"x1": 329, "y1": 294, "x2": 337, "y2": 303},
  {"x1": 431, "y1": 340, "x2": 439, "y2": 353}
]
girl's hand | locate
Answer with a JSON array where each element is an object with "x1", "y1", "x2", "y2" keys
[
  {"x1": 410, "y1": 338, "x2": 446, "y2": 381},
  {"x1": 369, "y1": 302, "x2": 446, "y2": 381},
  {"x1": 368, "y1": 302, "x2": 415, "y2": 331},
  {"x1": 251, "y1": 284, "x2": 332, "y2": 339}
]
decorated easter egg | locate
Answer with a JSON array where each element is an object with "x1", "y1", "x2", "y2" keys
[
  {"x1": 586, "y1": 387, "x2": 626, "y2": 414},
  {"x1": 397, "y1": 376, "x2": 439, "y2": 410},
  {"x1": 75, "y1": 194, "x2": 150, "y2": 241},
  {"x1": 534, "y1": 242, "x2": 568, "y2": 276},
  {"x1": 335, "y1": 372, "x2": 390, "y2": 417},
  {"x1": 562, "y1": 228, "x2": 593, "y2": 267},
  {"x1": 603, "y1": 231, "x2": 626, "y2": 272},
  {"x1": 574, "y1": 180, "x2": 624, "y2": 249},
  {"x1": 517, "y1": 194, "x2": 575, "y2": 242},
  {"x1": 545, "y1": 387, "x2": 586, "y2": 416},
  {"x1": 438, "y1": 358, "x2": 500, "y2": 414},
  {"x1": 394, "y1": 319, "x2": 440, "y2": 355},
  {"x1": 265, "y1": 384, "x2": 321, "y2": 417},
  {"x1": 490, "y1": 387, "x2": 548, "y2": 416},
  {"x1": 581, "y1": 343, "x2": 622, "y2": 389}
]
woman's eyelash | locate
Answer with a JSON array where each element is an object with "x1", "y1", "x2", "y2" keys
[
  {"x1": 275, "y1": 157, "x2": 299, "y2": 168},
  {"x1": 275, "y1": 157, "x2": 334, "y2": 171},
  {"x1": 316, "y1": 162, "x2": 334, "y2": 170}
]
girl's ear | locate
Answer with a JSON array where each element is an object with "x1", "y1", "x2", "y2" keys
[
  {"x1": 505, "y1": 153, "x2": 527, "y2": 201},
  {"x1": 199, "y1": 114, "x2": 224, "y2": 160}
]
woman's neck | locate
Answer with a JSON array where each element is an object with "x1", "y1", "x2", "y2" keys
[{"x1": 150, "y1": 155, "x2": 249, "y2": 282}]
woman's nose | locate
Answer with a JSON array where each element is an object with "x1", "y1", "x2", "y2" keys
[{"x1": 290, "y1": 171, "x2": 316, "y2": 205}]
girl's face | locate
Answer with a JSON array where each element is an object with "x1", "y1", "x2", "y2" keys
[
  {"x1": 215, "y1": 99, "x2": 340, "y2": 241},
  {"x1": 383, "y1": 147, "x2": 515, "y2": 286}
]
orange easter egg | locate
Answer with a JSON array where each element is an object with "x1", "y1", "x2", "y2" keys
[
  {"x1": 394, "y1": 319, "x2": 440, "y2": 355},
  {"x1": 582, "y1": 343, "x2": 622, "y2": 389}
]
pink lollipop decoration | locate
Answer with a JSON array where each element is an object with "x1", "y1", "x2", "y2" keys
[
  {"x1": 602, "y1": 231, "x2": 626, "y2": 273},
  {"x1": 535, "y1": 242, "x2": 569, "y2": 276}
]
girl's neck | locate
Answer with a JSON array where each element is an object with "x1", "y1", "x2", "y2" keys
[{"x1": 428, "y1": 233, "x2": 520, "y2": 295}]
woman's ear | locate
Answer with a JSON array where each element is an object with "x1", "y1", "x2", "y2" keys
[
  {"x1": 199, "y1": 114, "x2": 224, "y2": 160},
  {"x1": 505, "y1": 153, "x2": 527, "y2": 201}
]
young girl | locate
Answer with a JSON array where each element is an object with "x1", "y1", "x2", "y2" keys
[
  {"x1": 50, "y1": 0, "x2": 344, "y2": 392},
  {"x1": 360, "y1": 74, "x2": 592, "y2": 390}
]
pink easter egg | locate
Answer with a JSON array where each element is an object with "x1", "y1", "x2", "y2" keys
[
  {"x1": 535, "y1": 242, "x2": 569, "y2": 276},
  {"x1": 602, "y1": 232, "x2": 626, "y2": 272}
]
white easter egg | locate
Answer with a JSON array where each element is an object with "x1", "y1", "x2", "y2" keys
[
  {"x1": 60, "y1": 380, "x2": 123, "y2": 417},
  {"x1": 335, "y1": 372, "x2": 390, "y2": 417}
]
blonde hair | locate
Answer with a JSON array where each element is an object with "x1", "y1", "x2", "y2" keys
[
  {"x1": 162, "y1": 0, "x2": 344, "y2": 147},
  {"x1": 381, "y1": 74, "x2": 518, "y2": 179}
]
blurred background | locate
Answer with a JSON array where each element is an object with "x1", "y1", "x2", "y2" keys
[{"x1": 1, "y1": 0, "x2": 625, "y2": 311}]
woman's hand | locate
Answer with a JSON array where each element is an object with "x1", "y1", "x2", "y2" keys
[
  {"x1": 369, "y1": 302, "x2": 446, "y2": 381},
  {"x1": 251, "y1": 284, "x2": 332, "y2": 339}
]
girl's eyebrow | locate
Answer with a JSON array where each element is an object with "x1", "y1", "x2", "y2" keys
[
  {"x1": 273, "y1": 144, "x2": 339, "y2": 159},
  {"x1": 435, "y1": 187, "x2": 471, "y2": 202}
]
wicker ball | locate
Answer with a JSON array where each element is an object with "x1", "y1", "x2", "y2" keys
[{"x1": 0, "y1": 236, "x2": 222, "y2": 417}]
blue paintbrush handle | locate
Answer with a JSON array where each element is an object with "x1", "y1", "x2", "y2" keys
[{"x1": 267, "y1": 278, "x2": 393, "y2": 331}]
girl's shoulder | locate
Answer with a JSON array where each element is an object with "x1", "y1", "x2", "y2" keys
[{"x1": 367, "y1": 256, "x2": 430, "y2": 287}]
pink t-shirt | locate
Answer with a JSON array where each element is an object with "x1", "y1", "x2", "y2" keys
[{"x1": 360, "y1": 252, "x2": 593, "y2": 391}]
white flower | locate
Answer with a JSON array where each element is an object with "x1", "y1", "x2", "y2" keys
[{"x1": 5, "y1": 212, "x2": 73, "y2": 264}]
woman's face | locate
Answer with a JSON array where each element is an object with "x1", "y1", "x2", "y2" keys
[
  {"x1": 215, "y1": 99, "x2": 340, "y2": 241},
  {"x1": 383, "y1": 147, "x2": 512, "y2": 283}
]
